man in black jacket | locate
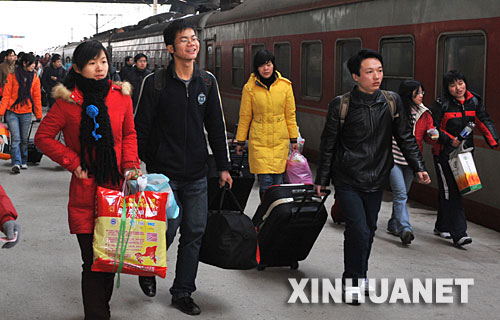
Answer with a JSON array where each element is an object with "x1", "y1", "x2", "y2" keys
[
  {"x1": 126, "y1": 53, "x2": 151, "y2": 111},
  {"x1": 134, "y1": 20, "x2": 232, "y2": 315},
  {"x1": 314, "y1": 49, "x2": 430, "y2": 304},
  {"x1": 41, "y1": 54, "x2": 66, "y2": 109}
]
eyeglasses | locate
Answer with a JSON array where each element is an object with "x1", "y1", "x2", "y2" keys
[
  {"x1": 415, "y1": 91, "x2": 425, "y2": 96},
  {"x1": 178, "y1": 36, "x2": 199, "y2": 44}
]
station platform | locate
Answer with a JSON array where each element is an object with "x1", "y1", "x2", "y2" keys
[{"x1": 1, "y1": 154, "x2": 499, "y2": 320}]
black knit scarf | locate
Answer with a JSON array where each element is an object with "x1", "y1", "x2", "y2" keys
[
  {"x1": 74, "y1": 72, "x2": 121, "y2": 185},
  {"x1": 13, "y1": 66, "x2": 35, "y2": 108}
]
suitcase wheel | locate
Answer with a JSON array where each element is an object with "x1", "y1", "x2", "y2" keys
[
  {"x1": 290, "y1": 262, "x2": 299, "y2": 270},
  {"x1": 257, "y1": 264, "x2": 266, "y2": 271}
]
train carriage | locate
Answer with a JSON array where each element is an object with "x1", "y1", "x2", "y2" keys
[
  {"x1": 53, "y1": 0, "x2": 500, "y2": 232},
  {"x1": 202, "y1": 0, "x2": 500, "y2": 232}
]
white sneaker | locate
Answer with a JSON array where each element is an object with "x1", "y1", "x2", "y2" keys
[
  {"x1": 343, "y1": 285, "x2": 361, "y2": 305},
  {"x1": 454, "y1": 236, "x2": 472, "y2": 247},
  {"x1": 434, "y1": 228, "x2": 451, "y2": 239},
  {"x1": 21, "y1": 164, "x2": 28, "y2": 170},
  {"x1": 11, "y1": 165, "x2": 20, "y2": 174},
  {"x1": 360, "y1": 278, "x2": 375, "y2": 296}
]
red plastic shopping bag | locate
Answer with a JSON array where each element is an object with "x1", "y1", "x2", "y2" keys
[{"x1": 92, "y1": 186, "x2": 168, "y2": 281}]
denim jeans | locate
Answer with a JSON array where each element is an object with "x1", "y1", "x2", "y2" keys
[
  {"x1": 387, "y1": 164, "x2": 414, "y2": 236},
  {"x1": 433, "y1": 155, "x2": 468, "y2": 242},
  {"x1": 335, "y1": 185, "x2": 383, "y2": 282},
  {"x1": 257, "y1": 173, "x2": 283, "y2": 196},
  {"x1": 166, "y1": 177, "x2": 208, "y2": 298},
  {"x1": 5, "y1": 110, "x2": 31, "y2": 167}
]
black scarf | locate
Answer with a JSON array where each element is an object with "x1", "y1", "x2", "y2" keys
[
  {"x1": 13, "y1": 66, "x2": 35, "y2": 108},
  {"x1": 257, "y1": 71, "x2": 277, "y2": 90},
  {"x1": 73, "y1": 71, "x2": 121, "y2": 185}
]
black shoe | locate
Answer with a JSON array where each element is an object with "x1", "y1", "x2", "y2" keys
[
  {"x1": 172, "y1": 296, "x2": 201, "y2": 315},
  {"x1": 401, "y1": 230, "x2": 415, "y2": 245},
  {"x1": 138, "y1": 276, "x2": 156, "y2": 297}
]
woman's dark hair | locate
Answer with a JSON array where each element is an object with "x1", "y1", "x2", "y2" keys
[
  {"x1": 398, "y1": 79, "x2": 424, "y2": 125},
  {"x1": 442, "y1": 70, "x2": 467, "y2": 98},
  {"x1": 347, "y1": 49, "x2": 383, "y2": 76},
  {"x1": 253, "y1": 49, "x2": 276, "y2": 76},
  {"x1": 19, "y1": 53, "x2": 36, "y2": 68},
  {"x1": 66, "y1": 56, "x2": 71, "y2": 62},
  {"x1": 72, "y1": 40, "x2": 109, "y2": 70},
  {"x1": 64, "y1": 40, "x2": 110, "y2": 89}
]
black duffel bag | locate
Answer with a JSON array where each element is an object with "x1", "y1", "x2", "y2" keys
[{"x1": 199, "y1": 185, "x2": 259, "y2": 270}]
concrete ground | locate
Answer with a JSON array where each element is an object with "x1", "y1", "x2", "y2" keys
[{"x1": 1, "y1": 146, "x2": 500, "y2": 320}]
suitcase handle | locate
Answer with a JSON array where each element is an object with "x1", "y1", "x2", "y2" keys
[
  {"x1": 292, "y1": 189, "x2": 331, "y2": 219},
  {"x1": 217, "y1": 184, "x2": 245, "y2": 215},
  {"x1": 28, "y1": 120, "x2": 37, "y2": 139}
]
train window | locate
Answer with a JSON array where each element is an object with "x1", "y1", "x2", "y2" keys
[
  {"x1": 232, "y1": 46, "x2": 245, "y2": 88},
  {"x1": 251, "y1": 44, "x2": 265, "y2": 69},
  {"x1": 335, "y1": 39, "x2": 361, "y2": 95},
  {"x1": 274, "y1": 43, "x2": 290, "y2": 79},
  {"x1": 301, "y1": 41, "x2": 322, "y2": 99},
  {"x1": 215, "y1": 46, "x2": 222, "y2": 82},
  {"x1": 437, "y1": 33, "x2": 486, "y2": 97},
  {"x1": 206, "y1": 45, "x2": 213, "y2": 72},
  {"x1": 380, "y1": 37, "x2": 414, "y2": 92}
]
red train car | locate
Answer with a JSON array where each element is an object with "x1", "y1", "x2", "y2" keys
[{"x1": 202, "y1": 0, "x2": 500, "y2": 231}]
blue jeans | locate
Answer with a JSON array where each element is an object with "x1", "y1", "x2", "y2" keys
[
  {"x1": 166, "y1": 177, "x2": 208, "y2": 298},
  {"x1": 388, "y1": 164, "x2": 414, "y2": 236},
  {"x1": 257, "y1": 173, "x2": 283, "y2": 196},
  {"x1": 335, "y1": 185, "x2": 383, "y2": 282},
  {"x1": 5, "y1": 110, "x2": 31, "y2": 167}
]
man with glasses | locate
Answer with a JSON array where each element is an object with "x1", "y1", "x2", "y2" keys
[{"x1": 134, "y1": 19, "x2": 232, "y2": 315}]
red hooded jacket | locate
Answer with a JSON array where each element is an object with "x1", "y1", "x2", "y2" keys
[{"x1": 35, "y1": 81, "x2": 140, "y2": 234}]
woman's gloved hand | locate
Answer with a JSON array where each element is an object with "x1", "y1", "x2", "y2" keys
[{"x1": 2, "y1": 220, "x2": 20, "y2": 249}]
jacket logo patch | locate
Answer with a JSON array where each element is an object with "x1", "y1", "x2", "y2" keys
[{"x1": 198, "y1": 93, "x2": 207, "y2": 105}]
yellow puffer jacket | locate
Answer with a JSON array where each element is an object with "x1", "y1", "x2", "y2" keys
[{"x1": 236, "y1": 72, "x2": 298, "y2": 174}]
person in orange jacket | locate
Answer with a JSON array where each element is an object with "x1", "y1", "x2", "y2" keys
[
  {"x1": 0, "y1": 53, "x2": 42, "y2": 174},
  {"x1": 0, "y1": 184, "x2": 20, "y2": 249}
]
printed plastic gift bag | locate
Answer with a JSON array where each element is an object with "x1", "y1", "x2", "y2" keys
[
  {"x1": 0, "y1": 123, "x2": 11, "y2": 160},
  {"x1": 285, "y1": 151, "x2": 313, "y2": 184},
  {"x1": 127, "y1": 173, "x2": 179, "y2": 220},
  {"x1": 448, "y1": 151, "x2": 482, "y2": 195},
  {"x1": 92, "y1": 186, "x2": 169, "y2": 282}
]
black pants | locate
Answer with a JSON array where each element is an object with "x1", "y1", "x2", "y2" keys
[
  {"x1": 77, "y1": 234, "x2": 115, "y2": 320},
  {"x1": 433, "y1": 155, "x2": 468, "y2": 242},
  {"x1": 335, "y1": 185, "x2": 383, "y2": 282}
]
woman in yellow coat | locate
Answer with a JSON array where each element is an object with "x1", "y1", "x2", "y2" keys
[{"x1": 235, "y1": 50, "x2": 299, "y2": 199}]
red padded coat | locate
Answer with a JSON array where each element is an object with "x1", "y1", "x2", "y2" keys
[{"x1": 35, "y1": 81, "x2": 140, "y2": 234}]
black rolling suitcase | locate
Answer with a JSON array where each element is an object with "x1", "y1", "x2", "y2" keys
[
  {"x1": 207, "y1": 149, "x2": 255, "y2": 211},
  {"x1": 27, "y1": 121, "x2": 43, "y2": 164},
  {"x1": 253, "y1": 184, "x2": 330, "y2": 270}
]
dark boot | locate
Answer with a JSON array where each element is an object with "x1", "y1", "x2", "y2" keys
[{"x1": 138, "y1": 276, "x2": 156, "y2": 297}]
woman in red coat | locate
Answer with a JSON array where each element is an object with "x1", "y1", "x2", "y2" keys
[
  {"x1": 35, "y1": 40, "x2": 141, "y2": 320},
  {"x1": 387, "y1": 80, "x2": 437, "y2": 245}
]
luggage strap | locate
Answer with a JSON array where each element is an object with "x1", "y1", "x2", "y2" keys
[{"x1": 259, "y1": 196, "x2": 323, "y2": 231}]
